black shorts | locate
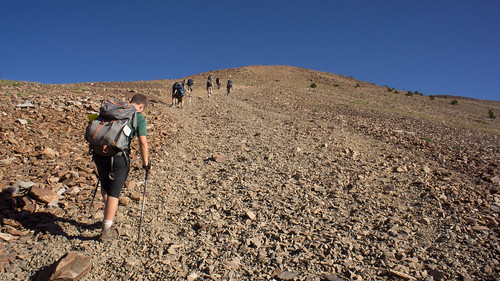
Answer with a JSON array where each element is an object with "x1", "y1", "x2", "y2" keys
[{"x1": 94, "y1": 154, "x2": 129, "y2": 198}]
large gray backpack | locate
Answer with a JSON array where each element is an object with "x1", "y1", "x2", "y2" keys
[{"x1": 85, "y1": 99, "x2": 137, "y2": 156}]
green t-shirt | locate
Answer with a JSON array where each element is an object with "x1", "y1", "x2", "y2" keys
[{"x1": 131, "y1": 112, "x2": 147, "y2": 138}]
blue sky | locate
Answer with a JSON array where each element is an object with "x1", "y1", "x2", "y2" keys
[{"x1": 1, "y1": 0, "x2": 499, "y2": 101}]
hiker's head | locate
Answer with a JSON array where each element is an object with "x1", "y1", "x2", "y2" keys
[{"x1": 130, "y1": 94, "x2": 149, "y2": 112}]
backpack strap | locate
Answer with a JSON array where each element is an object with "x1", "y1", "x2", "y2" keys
[{"x1": 132, "y1": 112, "x2": 138, "y2": 132}]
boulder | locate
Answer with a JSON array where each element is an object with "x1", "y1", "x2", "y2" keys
[
  {"x1": 30, "y1": 186, "x2": 60, "y2": 204},
  {"x1": 35, "y1": 252, "x2": 91, "y2": 281}
]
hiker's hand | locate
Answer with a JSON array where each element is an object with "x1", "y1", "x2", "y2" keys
[{"x1": 143, "y1": 162, "x2": 151, "y2": 172}]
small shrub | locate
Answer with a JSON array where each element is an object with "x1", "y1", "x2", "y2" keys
[
  {"x1": 451, "y1": 99, "x2": 459, "y2": 105},
  {"x1": 406, "y1": 91, "x2": 414, "y2": 96},
  {"x1": 394, "y1": 90, "x2": 399, "y2": 94},
  {"x1": 310, "y1": 83, "x2": 317, "y2": 88},
  {"x1": 488, "y1": 110, "x2": 496, "y2": 119},
  {"x1": 421, "y1": 137, "x2": 437, "y2": 143},
  {"x1": 0, "y1": 80, "x2": 21, "y2": 87},
  {"x1": 355, "y1": 83, "x2": 360, "y2": 88},
  {"x1": 387, "y1": 88, "x2": 393, "y2": 92},
  {"x1": 429, "y1": 95, "x2": 435, "y2": 100},
  {"x1": 334, "y1": 84, "x2": 340, "y2": 87}
]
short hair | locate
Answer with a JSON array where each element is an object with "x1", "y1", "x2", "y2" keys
[{"x1": 130, "y1": 94, "x2": 149, "y2": 107}]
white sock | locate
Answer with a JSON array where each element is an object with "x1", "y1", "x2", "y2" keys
[{"x1": 103, "y1": 220, "x2": 113, "y2": 230}]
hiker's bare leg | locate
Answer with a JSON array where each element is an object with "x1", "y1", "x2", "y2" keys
[{"x1": 104, "y1": 196, "x2": 119, "y2": 222}]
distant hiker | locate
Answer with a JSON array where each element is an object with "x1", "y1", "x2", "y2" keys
[
  {"x1": 216, "y1": 77, "x2": 221, "y2": 89},
  {"x1": 87, "y1": 94, "x2": 150, "y2": 242},
  {"x1": 186, "y1": 78, "x2": 194, "y2": 105},
  {"x1": 182, "y1": 79, "x2": 187, "y2": 91},
  {"x1": 187, "y1": 78, "x2": 194, "y2": 93},
  {"x1": 171, "y1": 81, "x2": 180, "y2": 106},
  {"x1": 173, "y1": 82, "x2": 185, "y2": 108},
  {"x1": 227, "y1": 78, "x2": 233, "y2": 95},
  {"x1": 207, "y1": 75, "x2": 214, "y2": 97}
]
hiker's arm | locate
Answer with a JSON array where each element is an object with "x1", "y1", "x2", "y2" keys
[{"x1": 138, "y1": 135, "x2": 149, "y2": 167}]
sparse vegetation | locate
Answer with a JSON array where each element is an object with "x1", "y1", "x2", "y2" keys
[
  {"x1": 334, "y1": 84, "x2": 340, "y2": 87},
  {"x1": 421, "y1": 137, "x2": 437, "y2": 143},
  {"x1": 0, "y1": 80, "x2": 21, "y2": 87},
  {"x1": 406, "y1": 90, "x2": 423, "y2": 96},
  {"x1": 386, "y1": 86, "x2": 399, "y2": 94},
  {"x1": 355, "y1": 83, "x2": 360, "y2": 88},
  {"x1": 451, "y1": 99, "x2": 459, "y2": 105},
  {"x1": 6, "y1": 91, "x2": 31, "y2": 97},
  {"x1": 489, "y1": 109, "x2": 496, "y2": 119},
  {"x1": 429, "y1": 95, "x2": 435, "y2": 100},
  {"x1": 310, "y1": 83, "x2": 317, "y2": 88}
]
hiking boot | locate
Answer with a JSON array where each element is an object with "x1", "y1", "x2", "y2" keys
[{"x1": 98, "y1": 226, "x2": 119, "y2": 242}]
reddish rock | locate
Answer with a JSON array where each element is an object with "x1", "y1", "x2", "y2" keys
[
  {"x1": 212, "y1": 153, "x2": 233, "y2": 163},
  {"x1": 29, "y1": 186, "x2": 60, "y2": 204},
  {"x1": 0, "y1": 253, "x2": 16, "y2": 263},
  {"x1": 125, "y1": 180, "x2": 137, "y2": 190},
  {"x1": 3, "y1": 225, "x2": 30, "y2": 236},
  {"x1": 43, "y1": 147, "x2": 58, "y2": 159},
  {"x1": 64, "y1": 187, "x2": 80, "y2": 196},
  {"x1": 2, "y1": 218, "x2": 22, "y2": 228},
  {"x1": 491, "y1": 175, "x2": 500, "y2": 184},
  {"x1": 129, "y1": 192, "x2": 142, "y2": 202},
  {"x1": 119, "y1": 197, "x2": 131, "y2": 206},
  {"x1": 35, "y1": 252, "x2": 91, "y2": 281},
  {"x1": 0, "y1": 233, "x2": 17, "y2": 242}
]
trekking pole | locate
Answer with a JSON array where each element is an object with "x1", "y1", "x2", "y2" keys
[
  {"x1": 88, "y1": 179, "x2": 100, "y2": 218},
  {"x1": 137, "y1": 167, "x2": 150, "y2": 247}
]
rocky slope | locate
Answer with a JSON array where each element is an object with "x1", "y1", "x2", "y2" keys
[{"x1": 0, "y1": 66, "x2": 499, "y2": 280}]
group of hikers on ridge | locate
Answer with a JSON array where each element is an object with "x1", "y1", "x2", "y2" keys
[
  {"x1": 171, "y1": 78, "x2": 194, "y2": 108},
  {"x1": 207, "y1": 75, "x2": 233, "y2": 97},
  {"x1": 170, "y1": 75, "x2": 234, "y2": 108}
]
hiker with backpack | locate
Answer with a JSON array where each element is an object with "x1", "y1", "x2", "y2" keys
[
  {"x1": 186, "y1": 78, "x2": 194, "y2": 105},
  {"x1": 207, "y1": 75, "x2": 214, "y2": 97},
  {"x1": 173, "y1": 81, "x2": 186, "y2": 108},
  {"x1": 171, "y1": 82, "x2": 180, "y2": 107},
  {"x1": 181, "y1": 79, "x2": 187, "y2": 91},
  {"x1": 227, "y1": 78, "x2": 233, "y2": 95},
  {"x1": 216, "y1": 77, "x2": 221, "y2": 89},
  {"x1": 85, "y1": 94, "x2": 150, "y2": 242}
]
